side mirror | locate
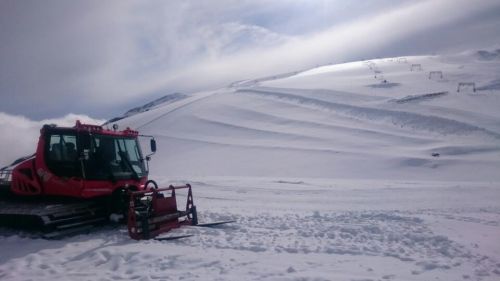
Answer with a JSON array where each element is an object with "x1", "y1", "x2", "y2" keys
[{"x1": 150, "y1": 139, "x2": 157, "y2": 153}]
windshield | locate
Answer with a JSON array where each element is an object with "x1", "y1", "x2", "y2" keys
[{"x1": 83, "y1": 134, "x2": 146, "y2": 180}]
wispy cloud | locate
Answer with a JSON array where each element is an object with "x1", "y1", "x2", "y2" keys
[
  {"x1": 147, "y1": 0, "x2": 500, "y2": 90},
  {"x1": 1, "y1": 0, "x2": 499, "y2": 119}
]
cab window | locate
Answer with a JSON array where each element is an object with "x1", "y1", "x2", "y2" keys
[{"x1": 46, "y1": 133, "x2": 80, "y2": 177}]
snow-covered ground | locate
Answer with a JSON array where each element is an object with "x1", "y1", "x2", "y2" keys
[{"x1": 1, "y1": 50, "x2": 500, "y2": 280}]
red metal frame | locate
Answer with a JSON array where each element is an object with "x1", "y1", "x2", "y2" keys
[{"x1": 127, "y1": 184, "x2": 195, "y2": 240}]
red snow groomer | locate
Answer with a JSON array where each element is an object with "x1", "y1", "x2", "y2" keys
[{"x1": 0, "y1": 121, "x2": 208, "y2": 240}]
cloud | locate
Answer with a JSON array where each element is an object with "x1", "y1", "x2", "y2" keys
[
  {"x1": 147, "y1": 0, "x2": 500, "y2": 90},
  {"x1": 1, "y1": 0, "x2": 499, "y2": 119},
  {"x1": 0, "y1": 112, "x2": 105, "y2": 167}
]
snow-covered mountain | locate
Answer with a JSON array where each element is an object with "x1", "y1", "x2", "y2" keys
[
  {"x1": 113, "y1": 50, "x2": 500, "y2": 181},
  {"x1": 2, "y1": 50, "x2": 500, "y2": 281},
  {"x1": 105, "y1": 92, "x2": 188, "y2": 124}
]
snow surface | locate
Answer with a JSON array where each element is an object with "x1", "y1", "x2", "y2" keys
[{"x1": 1, "y1": 51, "x2": 500, "y2": 280}]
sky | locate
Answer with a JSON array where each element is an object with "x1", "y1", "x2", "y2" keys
[{"x1": 1, "y1": 0, "x2": 500, "y2": 121}]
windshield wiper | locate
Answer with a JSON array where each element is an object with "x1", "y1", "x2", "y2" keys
[{"x1": 119, "y1": 151, "x2": 139, "y2": 180}]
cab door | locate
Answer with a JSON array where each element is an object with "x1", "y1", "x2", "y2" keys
[{"x1": 41, "y1": 130, "x2": 84, "y2": 197}]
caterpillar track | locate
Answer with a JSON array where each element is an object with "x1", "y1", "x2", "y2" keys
[{"x1": 0, "y1": 181, "x2": 110, "y2": 238}]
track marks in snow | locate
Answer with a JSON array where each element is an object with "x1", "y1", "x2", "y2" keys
[
  {"x1": 237, "y1": 88, "x2": 500, "y2": 139},
  {"x1": 156, "y1": 132, "x2": 343, "y2": 156},
  {"x1": 118, "y1": 90, "x2": 219, "y2": 130},
  {"x1": 196, "y1": 211, "x2": 458, "y2": 259},
  {"x1": 391, "y1": 91, "x2": 448, "y2": 104},
  {"x1": 426, "y1": 145, "x2": 500, "y2": 156},
  {"x1": 191, "y1": 115, "x2": 332, "y2": 145},
  {"x1": 1, "y1": 180, "x2": 500, "y2": 281},
  {"x1": 190, "y1": 210, "x2": 500, "y2": 280},
  {"x1": 193, "y1": 104, "x2": 437, "y2": 147}
]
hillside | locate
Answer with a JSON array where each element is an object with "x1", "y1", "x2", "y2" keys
[
  {"x1": 1, "y1": 51, "x2": 500, "y2": 281},
  {"x1": 115, "y1": 50, "x2": 500, "y2": 181}
]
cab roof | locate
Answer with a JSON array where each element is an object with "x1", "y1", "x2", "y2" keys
[{"x1": 41, "y1": 120, "x2": 139, "y2": 137}]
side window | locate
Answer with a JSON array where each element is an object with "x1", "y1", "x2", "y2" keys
[
  {"x1": 46, "y1": 133, "x2": 79, "y2": 177},
  {"x1": 48, "y1": 135, "x2": 77, "y2": 161},
  {"x1": 49, "y1": 135, "x2": 63, "y2": 161}
]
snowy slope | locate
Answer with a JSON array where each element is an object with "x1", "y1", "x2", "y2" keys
[
  {"x1": 1, "y1": 179, "x2": 499, "y2": 281},
  {"x1": 1, "y1": 50, "x2": 500, "y2": 281},
  {"x1": 104, "y1": 93, "x2": 188, "y2": 124},
  {"x1": 115, "y1": 50, "x2": 500, "y2": 181}
]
